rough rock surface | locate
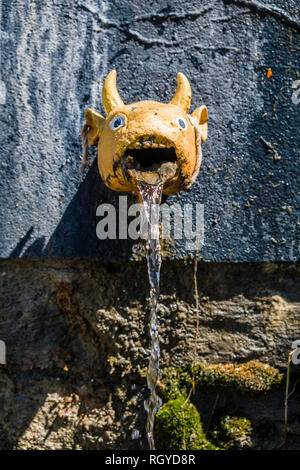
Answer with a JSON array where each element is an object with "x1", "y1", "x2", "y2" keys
[
  {"x1": 0, "y1": 260, "x2": 299, "y2": 449},
  {"x1": 0, "y1": 0, "x2": 299, "y2": 260},
  {"x1": 0, "y1": 0, "x2": 300, "y2": 452}
]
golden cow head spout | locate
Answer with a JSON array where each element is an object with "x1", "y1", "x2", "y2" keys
[{"x1": 82, "y1": 70, "x2": 208, "y2": 196}]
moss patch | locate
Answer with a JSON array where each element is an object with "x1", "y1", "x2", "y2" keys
[
  {"x1": 160, "y1": 361, "x2": 282, "y2": 398},
  {"x1": 191, "y1": 361, "x2": 282, "y2": 392},
  {"x1": 155, "y1": 394, "x2": 217, "y2": 450},
  {"x1": 209, "y1": 415, "x2": 252, "y2": 450},
  {"x1": 155, "y1": 360, "x2": 281, "y2": 450}
]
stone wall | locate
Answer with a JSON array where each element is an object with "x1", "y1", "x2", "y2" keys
[{"x1": 0, "y1": 260, "x2": 299, "y2": 449}]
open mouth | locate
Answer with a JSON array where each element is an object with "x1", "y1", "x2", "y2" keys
[{"x1": 120, "y1": 137, "x2": 178, "y2": 185}]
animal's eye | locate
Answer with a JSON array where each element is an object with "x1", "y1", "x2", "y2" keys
[
  {"x1": 110, "y1": 115, "x2": 126, "y2": 130},
  {"x1": 177, "y1": 117, "x2": 187, "y2": 130}
]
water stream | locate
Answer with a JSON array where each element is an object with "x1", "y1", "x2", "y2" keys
[{"x1": 137, "y1": 180, "x2": 163, "y2": 450}]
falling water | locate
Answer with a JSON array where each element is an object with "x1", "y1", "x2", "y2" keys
[{"x1": 138, "y1": 180, "x2": 163, "y2": 450}]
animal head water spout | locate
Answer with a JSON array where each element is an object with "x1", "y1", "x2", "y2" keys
[{"x1": 82, "y1": 70, "x2": 208, "y2": 196}]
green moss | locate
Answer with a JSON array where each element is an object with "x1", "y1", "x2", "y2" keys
[
  {"x1": 155, "y1": 394, "x2": 217, "y2": 450},
  {"x1": 160, "y1": 361, "x2": 282, "y2": 396},
  {"x1": 191, "y1": 361, "x2": 282, "y2": 393},
  {"x1": 156, "y1": 361, "x2": 281, "y2": 450},
  {"x1": 209, "y1": 415, "x2": 252, "y2": 450}
]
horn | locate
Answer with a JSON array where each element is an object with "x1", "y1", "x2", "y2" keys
[
  {"x1": 169, "y1": 72, "x2": 191, "y2": 112},
  {"x1": 102, "y1": 70, "x2": 124, "y2": 115}
]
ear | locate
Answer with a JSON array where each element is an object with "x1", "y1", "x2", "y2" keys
[
  {"x1": 191, "y1": 105, "x2": 208, "y2": 142},
  {"x1": 84, "y1": 108, "x2": 106, "y2": 146}
]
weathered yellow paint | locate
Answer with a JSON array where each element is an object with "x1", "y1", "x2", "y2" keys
[{"x1": 83, "y1": 70, "x2": 208, "y2": 195}]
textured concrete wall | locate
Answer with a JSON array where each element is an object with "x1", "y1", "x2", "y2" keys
[{"x1": 0, "y1": 0, "x2": 299, "y2": 260}]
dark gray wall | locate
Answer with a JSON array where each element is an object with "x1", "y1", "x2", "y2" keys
[{"x1": 0, "y1": 0, "x2": 299, "y2": 261}]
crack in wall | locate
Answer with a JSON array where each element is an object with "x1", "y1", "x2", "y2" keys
[
  {"x1": 224, "y1": 0, "x2": 300, "y2": 31},
  {"x1": 79, "y1": 4, "x2": 213, "y2": 47}
]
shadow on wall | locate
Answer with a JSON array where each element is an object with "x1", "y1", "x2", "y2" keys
[{"x1": 10, "y1": 160, "x2": 135, "y2": 260}]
